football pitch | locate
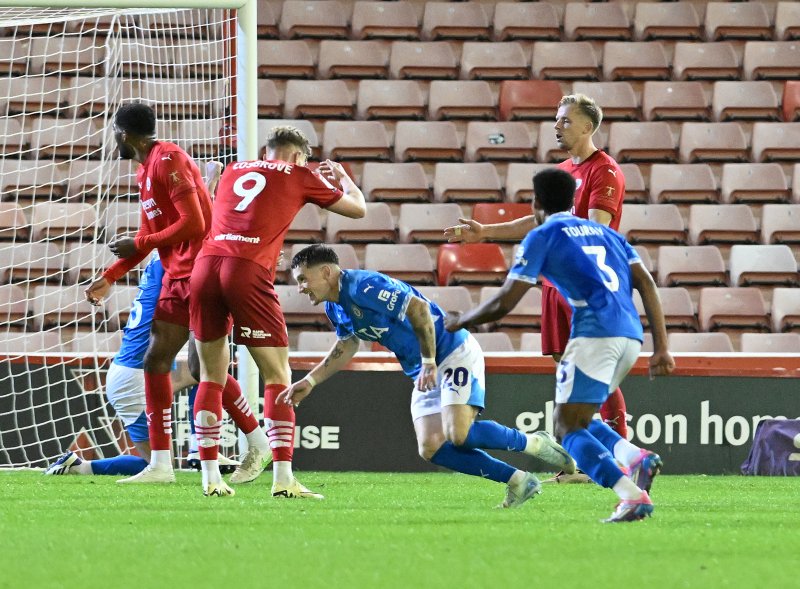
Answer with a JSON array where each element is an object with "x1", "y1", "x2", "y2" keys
[{"x1": 1, "y1": 471, "x2": 796, "y2": 589}]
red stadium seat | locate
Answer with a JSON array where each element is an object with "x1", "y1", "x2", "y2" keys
[
  {"x1": 633, "y1": 2, "x2": 701, "y2": 41},
  {"x1": 783, "y1": 81, "x2": 800, "y2": 122},
  {"x1": 357, "y1": 80, "x2": 425, "y2": 120},
  {"x1": 433, "y1": 163, "x2": 502, "y2": 203},
  {"x1": 498, "y1": 80, "x2": 565, "y2": 121},
  {"x1": 720, "y1": 163, "x2": 790, "y2": 204},
  {"x1": 394, "y1": 121, "x2": 462, "y2": 162},
  {"x1": 751, "y1": 123, "x2": 800, "y2": 162},
  {"x1": 317, "y1": 40, "x2": 390, "y2": 79},
  {"x1": 437, "y1": 244, "x2": 508, "y2": 286},
  {"x1": 728, "y1": 245, "x2": 799, "y2": 287},
  {"x1": 279, "y1": 1, "x2": 349, "y2": 40},
  {"x1": 351, "y1": 1, "x2": 420, "y2": 41},
  {"x1": 740, "y1": 333, "x2": 800, "y2": 354},
  {"x1": 618, "y1": 204, "x2": 686, "y2": 245},
  {"x1": 505, "y1": 163, "x2": 555, "y2": 203},
  {"x1": 398, "y1": 203, "x2": 462, "y2": 244},
  {"x1": 460, "y1": 42, "x2": 528, "y2": 81},
  {"x1": 422, "y1": 2, "x2": 491, "y2": 41},
  {"x1": 772, "y1": 287, "x2": 800, "y2": 332},
  {"x1": 283, "y1": 80, "x2": 353, "y2": 119},
  {"x1": 532, "y1": 42, "x2": 600, "y2": 81},
  {"x1": 761, "y1": 204, "x2": 800, "y2": 245},
  {"x1": 657, "y1": 246, "x2": 727, "y2": 288},
  {"x1": 428, "y1": 81, "x2": 496, "y2": 121},
  {"x1": 471, "y1": 203, "x2": 532, "y2": 233},
  {"x1": 698, "y1": 287, "x2": 770, "y2": 332},
  {"x1": 364, "y1": 243, "x2": 436, "y2": 285},
  {"x1": 744, "y1": 42, "x2": 800, "y2": 81},
  {"x1": 672, "y1": 42, "x2": 740, "y2": 81},
  {"x1": 571, "y1": 82, "x2": 638, "y2": 121},
  {"x1": 704, "y1": 2, "x2": 772, "y2": 41},
  {"x1": 602, "y1": 42, "x2": 670, "y2": 81},
  {"x1": 649, "y1": 164, "x2": 718, "y2": 204},
  {"x1": 389, "y1": 42, "x2": 458, "y2": 80},
  {"x1": 679, "y1": 122, "x2": 749, "y2": 163},
  {"x1": 564, "y1": 3, "x2": 631, "y2": 41},
  {"x1": 712, "y1": 81, "x2": 780, "y2": 122},
  {"x1": 775, "y1": 2, "x2": 800, "y2": 41},
  {"x1": 478, "y1": 285, "x2": 542, "y2": 329},
  {"x1": 689, "y1": 204, "x2": 759, "y2": 245},
  {"x1": 465, "y1": 122, "x2": 534, "y2": 162},
  {"x1": 326, "y1": 202, "x2": 396, "y2": 244},
  {"x1": 361, "y1": 162, "x2": 430, "y2": 203},
  {"x1": 642, "y1": 81, "x2": 709, "y2": 121},
  {"x1": 668, "y1": 333, "x2": 734, "y2": 353},
  {"x1": 322, "y1": 121, "x2": 391, "y2": 161},
  {"x1": 608, "y1": 122, "x2": 677, "y2": 163},
  {"x1": 257, "y1": 40, "x2": 315, "y2": 79},
  {"x1": 493, "y1": 2, "x2": 560, "y2": 42}
]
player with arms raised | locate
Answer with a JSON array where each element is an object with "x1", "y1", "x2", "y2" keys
[
  {"x1": 445, "y1": 169, "x2": 675, "y2": 522},
  {"x1": 189, "y1": 126, "x2": 367, "y2": 497}
]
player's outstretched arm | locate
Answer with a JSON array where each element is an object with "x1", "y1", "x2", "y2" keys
[
  {"x1": 318, "y1": 159, "x2": 366, "y2": 219},
  {"x1": 276, "y1": 336, "x2": 360, "y2": 406},
  {"x1": 405, "y1": 296, "x2": 438, "y2": 392},
  {"x1": 444, "y1": 215, "x2": 536, "y2": 243},
  {"x1": 445, "y1": 277, "x2": 531, "y2": 332},
  {"x1": 631, "y1": 262, "x2": 675, "y2": 378}
]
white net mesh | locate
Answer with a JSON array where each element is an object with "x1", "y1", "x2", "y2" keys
[{"x1": 0, "y1": 7, "x2": 237, "y2": 468}]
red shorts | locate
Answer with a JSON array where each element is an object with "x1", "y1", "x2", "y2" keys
[
  {"x1": 153, "y1": 276, "x2": 191, "y2": 327},
  {"x1": 189, "y1": 255, "x2": 289, "y2": 347},
  {"x1": 540, "y1": 283, "x2": 572, "y2": 356}
]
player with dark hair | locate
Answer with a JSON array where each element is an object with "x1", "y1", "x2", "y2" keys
[
  {"x1": 278, "y1": 244, "x2": 577, "y2": 509},
  {"x1": 445, "y1": 169, "x2": 674, "y2": 522},
  {"x1": 189, "y1": 126, "x2": 368, "y2": 497},
  {"x1": 84, "y1": 103, "x2": 269, "y2": 486}
]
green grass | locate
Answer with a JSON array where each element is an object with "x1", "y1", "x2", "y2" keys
[{"x1": 0, "y1": 471, "x2": 797, "y2": 589}]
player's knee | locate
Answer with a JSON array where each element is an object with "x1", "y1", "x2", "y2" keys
[
  {"x1": 143, "y1": 352, "x2": 171, "y2": 374},
  {"x1": 418, "y1": 436, "x2": 445, "y2": 461},
  {"x1": 444, "y1": 425, "x2": 469, "y2": 447}
]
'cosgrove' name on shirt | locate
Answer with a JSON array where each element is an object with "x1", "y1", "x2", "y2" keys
[{"x1": 232, "y1": 160, "x2": 293, "y2": 174}]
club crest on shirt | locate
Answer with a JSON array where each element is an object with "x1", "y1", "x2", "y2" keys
[
  {"x1": 169, "y1": 170, "x2": 183, "y2": 185},
  {"x1": 603, "y1": 185, "x2": 616, "y2": 198},
  {"x1": 351, "y1": 305, "x2": 363, "y2": 319}
]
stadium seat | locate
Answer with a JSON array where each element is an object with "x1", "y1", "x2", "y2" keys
[
  {"x1": 422, "y1": 2, "x2": 491, "y2": 41},
  {"x1": 532, "y1": 42, "x2": 600, "y2": 81},
  {"x1": 102, "y1": 199, "x2": 140, "y2": 241},
  {"x1": 649, "y1": 163, "x2": 718, "y2": 204},
  {"x1": 571, "y1": 82, "x2": 638, "y2": 121},
  {"x1": 432, "y1": 163, "x2": 502, "y2": 203},
  {"x1": 689, "y1": 204, "x2": 759, "y2": 245},
  {"x1": 136, "y1": 77, "x2": 220, "y2": 119},
  {"x1": 118, "y1": 40, "x2": 174, "y2": 78},
  {"x1": 326, "y1": 202, "x2": 396, "y2": 244},
  {"x1": 728, "y1": 245, "x2": 799, "y2": 287},
  {"x1": 428, "y1": 81, "x2": 496, "y2": 121},
  {"x1": 361, "y1": 162, "x2": 430, "y2": 203},
  {"x1": 0, "y1": 284, "x2": 28, "y2": 331},
  {"x1": 672, "y1": 42, "x2": 740, "y2": 81},
  {"x1": 783, "y1": 81, "x2": 800, "y2": 122},
  {"x1": 0, "y1": 117, "x2": 25, "y2": 158},
  {"x1": 31, "y1": 284, "x2": 105, "y2": 331},
  {"x1": 274, "y1": 284, "x2": 329, "y2": 328},
  {"x1": 0, "y1": 203, "x2": 27, "y2": 242},
  {"x1": 394, "y1": 121, "x2": 462, "y2": 162},
  {"x1": 283, "y1": 80, "x2": 353, "y2": 119},
  {"x1": 719, "y1": 163, "x2": 790, "y2": 204},
  {"x1": 740, "y1": 333, "x2": 800, "y2": 354},
  {"x1": 657, "y1": 246, "x2": 727, "y2": 287},
  {"x1": 471, "y1": 332, "x2": 514, "y2": 353},
  {"x1": 679, "y1": 122, "x2": 749, "y2": 163},
  {"x1": 389, "y1": 42, "x2": 458, "y2": 80},
  {"x1": 317, "y1": 40, "x2": 390, "y2": 79},
  {"x1": 69, "y1": 76, "x2": 119, "y2": 118},
  {"x1": 417, "y1": 286, "x2": 474, "y2": 314},
  {"x1": 471, "y1": 203, "x2": 532, "y2": 234},
  {"x1": 0, "y1": 76, "x2": 65, "y2": 116},
  {"x1": 437, "y1": 244, "x2": 507, "y2": 287},
  {"x1": 31, "y1": 203, "x2": 97, "y2": 242},
  {"x1": 0, "y1": 242, "x2": 63, "y2": 285},
  {"x1": 761, "y1": 204, "x2": 800, "y2": 245},
  {"x1": 642, "y1": 81, "x2": 709, "y2": 121},
  {"x1": 744, "y1": 42, "x2": 800, "y2": 80},
  {"x1": 668, "y1": 332, "x2": 734, "y2": 353},
  {"x1": 602, "y1": 42, "x2": 670, "y2": 81},
  {"x1": 357, "y1": 80, "x2": 425, "y2": 121},
  {"x1": 31, "y1": 118, "x2": 103, "y2": 160},
  {"x1": 363, "y1": 243, "x2": 436, "y2": 285},
  {"x1": 71, "y1": 332, "x2": 124, "y2": 355},
  {"x1": 498, "y1": 80, "x2": 564, "y2": 121},
  {"x1": 465, "y1": 122, "x2": 534, "y2": 162},
  {"x1": 634, "y1": 246, "x2": 654, "y2": 276},
  {"x1": 29, "y1": 36, "x2": 104, "y2": 76},
  {"x1": 794, "y1": 164, "x2": 800, "y2": 203},
  {"x1": 257, "y1": 40, "x2": 315, "y2": 79},
  {"x1": 751, "y1": 123, "x2": 800, "y2": 162},
  {"x1": 460, "y1": 42, "x2": 528, "y2": 81},
  {"x1": 712, "y1": 81, "x2": 780, "y2": 122},
  {"x1": 63, "y1": 242, "x2": 117, "y2": 285},
  {"x1": 478, "y1": 285, "x2": 542, "y2": 328},
  {"x1": 619, "y1": 163, "x2": 647, "y2": 203},
  {"x1": 633, "y1": 286, "x2": 698, "y2": 331},
  {"x1": 398, "y1": 203, "x2": 462, "y2": 244},
  {"x1": 618, "y1": 204, "x2": 686, "y2": 245},
  {"x1": 493, "y1": 2, "x2": 560, "y2": 42},
  {"x1": 608, "y1": 122, "x2": 677, "y2": 163},
  {"x1": 103, "y1": 284, "x2": 140, "y2": 328},
  {"x1": 0, "y1": 36, "x2": 30, "y2": 76},
  {"x1": 257, "y1": 1, "x2": 279, "y2": 38},
  {"x1": 772, "y1": 287, "x2": 800, "y2": 332},
  {"x1": 351, "y1": 1, "x2": 420, "y2": 40},
  {"x1": 505, "y1": 163, "x2": 555, "y2": 203},
  {"x1": 322, "y1": 121, "x2": 391, "y2": 161},
  {"x1": 257, "y1": 79, "x2": 282, "y2": 118},
  {"x1": 0, "y1": 331, "x2": 62, "y2": 355},
  {"x1": 633, "y1": 2, "x2": 702, "y2": 41},
  {"x1": 698, "y1": 287, "x2": 770, "y2": 332},
  {"x1": 0, "y1": 160, "x2": 67, "y2": 202},
  {"x1": 564, "y1": 3, "x2": 631, "y2": 41},
  {"x1": 297, "y1": 331, "x2": 355, "y2": 353},
  {"x1": 704, "y1": 2, "x2": 772, "y2": 41},
  {"x1": 279, "y1": 1, "x2": 349, "y2": 39},
  {"x1": 164, "y1": 120, "x2": 224, "y2": 159},
  {"x1": 519, "y1": 332, "x2": 543, "y2": 353},
  {"x1": 284, "y1": 203, "x2": 324, "y2": 243},
  {"x1": 775, "y1": 2, "x2": 800, "y2": 41}
]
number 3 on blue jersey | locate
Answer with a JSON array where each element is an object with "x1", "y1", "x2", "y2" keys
[{"x1": 582, "y1": 245, "x2": 619, "y2": 292}]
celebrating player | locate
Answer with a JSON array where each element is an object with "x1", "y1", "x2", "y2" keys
[
  {"x1": 84, "y1": 103, "x2": 269, "y2": 485},
  {"x1": 445, "y1": 94, "x2": 631, "y2": 461},
  {"x1": 445, "y1": 169, "x2": 674, "y2": 522},
  {"x1": 278, "y1": 244, "x2": 577, "y2": 509},
  {"x1": 189, "y1": 126, "x2": 367, "y2": 497}
]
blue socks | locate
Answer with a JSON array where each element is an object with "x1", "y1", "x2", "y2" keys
[
  {"x1": 463, "y1": 420, "x2": 527, "y2": 452},
  {"x1": 587, "y1": 419, "x2": 624, "y2": 453},
  {"x1": 562, "y1": 429, "x2": 625, "y2": 489},
  {"x1": 430, "y1": 442, "x2": 516, "y2": 484},
  {"x1": 90, "y1": 455, "x2": 149, "y2": 476}
]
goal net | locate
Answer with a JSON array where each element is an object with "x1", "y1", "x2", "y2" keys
[{"x1": 0, "y1": 7, "x2": 240, "y2": 468}]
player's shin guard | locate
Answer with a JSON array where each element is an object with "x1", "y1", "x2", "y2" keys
[
  {"x1": 144, "y1": 372, "x2": 174, "y2": 452},
  {"x1": 264, "y1": 384, "x2": 294, "y2": 462},
  {"x1": 221, "y1": 374, "x2": 259, "y2": 435},
  {"x1": 600, "y1": 387, "x2": 628, "y2": 437},
  {"x1": 430, "y1": 442, "x2": 516, "y2": 484},
  {"x1": 463, "y1": 420, "x2": 527, "y2": 452},
  {"x1": 562, "y1": 428, "x2": 625, "y2": 489},
  {"x1": 194, "y1": 382, "x2": 224, "y2": 462}
]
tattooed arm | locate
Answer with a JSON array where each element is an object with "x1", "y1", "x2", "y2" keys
[
  {"x1": 405, "y1": 296, "x2": 438, "y2": 392},
  {"x1": 276, "y1": 336, "x2": 360, "y2": 406}
]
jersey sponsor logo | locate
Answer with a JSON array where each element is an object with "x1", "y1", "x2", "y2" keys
[
  {"x1": 356, "y1": 325, "x2": 389, "y2": 340},
  {"x1": 141, "y1": 197, "x2": 162, "y2": 220},
  {"x1": 377, "y1": 289, "x2": 400, "y2": 311},
  {"x1": 213, "y1": 233, "x2": 261, "y2": 244},
  {"x1": 351, "y1": 305, "x2": 363, "y2": 318},
  {"x1": 240, "y1": 326, "x2": 271, "y2": 339}
]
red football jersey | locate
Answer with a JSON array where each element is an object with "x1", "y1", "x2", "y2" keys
[
  {"x1": 558, "y1": 149, "x2": 625, "y2": 230},
  {"x1": 200, "y1": 159, "x2": 343, "y2": 279}
]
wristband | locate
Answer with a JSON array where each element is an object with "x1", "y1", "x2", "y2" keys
[
  {"x1": 421, "y1": 357, "x2": 436, "y2": 365},
  {"x1": 305, "y1": 374, "x2": 317, "y2": 387}
]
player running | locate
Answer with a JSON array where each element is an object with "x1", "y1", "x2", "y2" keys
[
  {"x1": 445, "y1": 169, "x2": 674, "y2": 522},
  {"x1": 189, "y1": 126, "x2": 367, "y2": 497},
  {"x1": 84, "y1": 103, "x2": 269, "y2": 486},
  {"x1": 278, "y1": 244, "x2": 577, "y2": 509},
  {"x1": 445, "y1": 94, "x2": 631, "y2": 461}
]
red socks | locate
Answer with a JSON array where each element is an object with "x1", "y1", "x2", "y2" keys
[
  {"x1": 144, "y1": 372, "x2": 174, "y2": 451},
  {"x1": 221, "y1": 374, "x2": 259, "y2": 435},
  {"x1": 194, "y1": 382, "x2": 224, "y2": 461},
  {"x1": 600, "y1": 387, "x2": 628, "y2": 438},
  {"x1": 263, "y1": 384, "x2": 295, "y2": 462}
]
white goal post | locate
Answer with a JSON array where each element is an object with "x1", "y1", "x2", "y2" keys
[{"x1": 0, "y1": 0, "x2": 259, "y2": 468}]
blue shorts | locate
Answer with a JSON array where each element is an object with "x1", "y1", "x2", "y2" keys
[{"x1": 126, "y1": 412, "x2": 149, "y2": 443}]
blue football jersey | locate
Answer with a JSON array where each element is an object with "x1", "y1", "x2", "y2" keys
[
  {"x1": 509, "y1": 213, "x2": 644, "y2": 341},
  {"x1": 114, "y1": 254, "x2": 165, "y2": 369},
  {"x1": 325, "y1": 269, "x2": 468, "y2": 378}
]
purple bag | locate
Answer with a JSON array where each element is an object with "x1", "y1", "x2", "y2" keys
[{"x1": 741, "y1": 419, "x2": 800, "y2": 476}]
